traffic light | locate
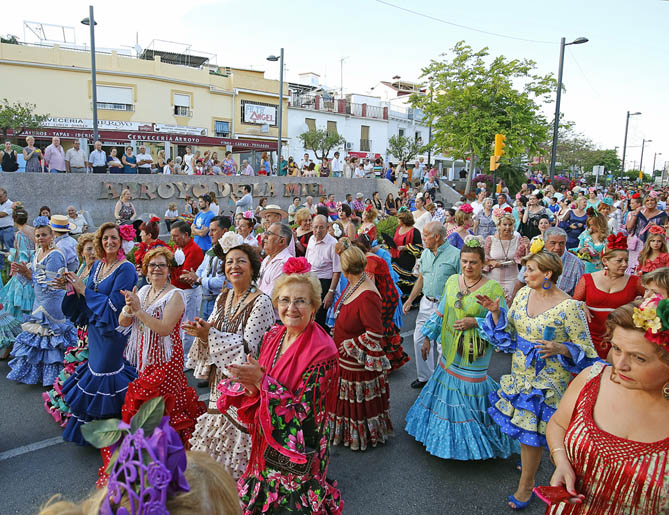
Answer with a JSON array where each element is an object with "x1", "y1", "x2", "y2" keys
[
  {"x1": 490, "y1": 155, "x2": 500, "y2": 171},
  {"x1": 490, "y1": 133, "x2": 506, "y2": 171}
]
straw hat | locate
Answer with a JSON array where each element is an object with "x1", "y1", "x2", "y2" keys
[
  {"x1": 260, "y1": 204, "x2": 288, "y2": 218},
  {"x1": 49, "y1": 214, "x2": 76, "y2": 233}
]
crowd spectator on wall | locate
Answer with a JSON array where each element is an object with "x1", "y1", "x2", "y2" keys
[
  {"x1": 155, "y1": 150, "x2": 165, "y2": 173},
  {"x1": 107, "y1": 148, "x2": 123, "y2": 173},
  {"x1": 66, "y1": 206, "x2": 88, "y2": 237},
  {"x1": 64, "y1": 140, "x2": 87, "y2": 174},
  {"x1": 222, "y1": 151, "x2": 237, "y2": 175},
  {"x1": 135, "y1": 145, "x2": 153, "y2": 174},
  {"x1": 23, "y1": 136, "x2": 43, "y2": 173},
  {"x1": 240, "y1": 159, "x2": 254, "y2": 176},
  {"x1": 44, "y1": 137, "x2": 66, "y2": 173},
  {"x1": 331, "y1": 151, "x2": 343, "y2": 177},
  {"x1": 163, "y1": 158, "x2": 174, "y2": 174},
  {"x1": 164, "y1": 202, "x2": 179, "y2": 232},
  {"x1": 114, "y1": 189, "x2": 136, "y2": 226},
  {"x1": 1, "y1": 141, "x2": 19, "y2": 172},
  {"x1": 121, "y1": 146, "x2": 137, "y2": 174},
  {"x1": 183, "y1": 146, "x2": 194, "y2": 173}
]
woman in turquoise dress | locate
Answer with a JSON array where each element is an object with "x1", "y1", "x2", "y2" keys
[
  {"x1": 6, "y1": 216, "x2": 77, "y2": 386},
  {"x1": 0, "y1": 206, "x2": 36, "y2": 322},
  {"x1": 575, "y1": 208, "x2": 608, "y2": 273},
  {"x1": 60, "y1": 222, "x2": 137, "y2": 486},
  {"x1": 405, "y1": 237, "x2": 519, "y2": 461},
  {"x1": 476, "y1": 241, "x2": 600, "y2": 510}
]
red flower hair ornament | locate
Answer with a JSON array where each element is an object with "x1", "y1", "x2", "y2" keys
[
  {"x1": 648, "y1": 225, "x2": 667, "y2": 236},
  {"x1": 149, "y1": 216, "x2": 161, "y2": 224},
  {"x1": 459, "y1": 204, "x2": 474, "y2": 215},
  {"x1": 283, "y1": 257, "x2": 312, "y2": 275},
  {"x1": 606, "y1": 232, "x2": 628, "y2": 252}
]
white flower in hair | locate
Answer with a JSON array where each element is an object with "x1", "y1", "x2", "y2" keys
[
  {"x1": 174, "y1": 248, "x2": 185, "y2": 266},
  {"x1": 218, "y1": 232, "x2": 244, "y2": 255},
  {"x1": 333, "y1": 223, "x2": 343, "y2": 238}
]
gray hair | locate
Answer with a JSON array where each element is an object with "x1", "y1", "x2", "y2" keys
[
  {"x1": 425, "y1": 221, "x2": 447, "y2": 240},
  {"x1": 544, "y1": 227, "x2": 567, "y2": 240},
  {"x1": 312, "y1": 214, "x2": 328, "y2": 226},
  {"x1": 274, "y1": 222, "x2": 293, "y2": 244}
]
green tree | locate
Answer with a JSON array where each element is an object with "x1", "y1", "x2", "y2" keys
[
  {"x1": 411, "y1": 41, "x2": 557, "y2": 194},
  {"x1": 0, "y1": 98, "x2": 49, "y2": 140},
  {"x1": 582, "y1": 149, "x2": 621, "y2": 175},
  {"x1": 298, "y1": 129, "x2": 346, "y2": 161},
  {"x1": 386, "y1": 134, "x2": 422, "y2": 164}
]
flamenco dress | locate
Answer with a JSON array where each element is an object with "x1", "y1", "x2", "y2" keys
[
  {"x1": 636, "y1": 252, "x2": 669, "y2": 275},
  {"x1": 61, "y1": 260, "x2": 138, "y2": 447},
  {"x1": 405, "y1": 276, "x2": 519, "y2": 460},
  {"x1": 120, "y1": 287, "x2": 205, "y2": 446},
  {"x1": 576, "y1": 231, "x2": 605, "y2": 273},
  {"x1": 7, "y1": 249, "x2": 76, "y2": 386},
  {"x1": 0, "y1": 230, "x2": 35, "y2": 322},
  {"x1": 478, "y1": 287, "x2": 600, "y2": 448},
  {"x1": 0, "y1": 307, "x2": 21, "y2": 352},
  {"x1": 42, "y1": 263, "x2": 92, "y2": 427}
]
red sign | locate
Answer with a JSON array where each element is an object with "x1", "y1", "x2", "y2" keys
[
  {"x1": 7, "y1": 128, "x2": 277, "y2": 151},
  {"x1": 348, "y1": 151, "x2": 381, "y2": 160}
]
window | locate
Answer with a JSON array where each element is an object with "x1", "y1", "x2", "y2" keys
[
  {"x1": 174, "y1": 93, "x2": 192, "y2": 117},
  {"x1": 415, "y1": 131, "x2": 422, "y2": 142},
  {"x1": 96, "y1": 85, "x2": 133, "y2": 111},
  {"x1": 215, "y1": 121, "x2": 230, "y2": 137},
  {"x1": 327, "y1": 120, "x2": 337, "y2": 136},
  {"x1": 398, "y1": 128, "x2": 405, "y2": 138},
  {"x1": 360, "y1": 125, "x2": 370, "y2": 151},
  {"x1": 305, "y1": 118, "x2": 316, "y2": 131}
]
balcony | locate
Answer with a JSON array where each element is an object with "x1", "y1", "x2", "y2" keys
[
  {"x1": 96, "y1": 102, "x2": 134, "y2": 112},
  {"x1": 360, "y1": 139, "x2": 371, "y2": 151},
  {"x1": 290, "y1": 93, "x2": 388, "y2": 120},
  {"x1": 174, "y1": 106, "x2": 193, "y2": 117}
]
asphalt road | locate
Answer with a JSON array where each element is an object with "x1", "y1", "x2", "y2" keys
[{"x1": 0, "y1": 308, "x2": 552, "y2": 515}]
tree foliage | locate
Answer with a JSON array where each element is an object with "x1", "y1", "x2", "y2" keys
[
  {"x1": 386, "y1": 134, "x2": 423, "y2": 164},
  {"x1": 298, "y1": 129, "x2": 346, "y2": 161},
  {"x1": 411, "y1": 41, "x2": 557, "y2": 193},
  {"x1": 0, "y1": 98, "x2": 49, "y2": 140}
]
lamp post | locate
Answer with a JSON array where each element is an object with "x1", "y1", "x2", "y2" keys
[
  {"x1": 621, "y1": 110, "x2": 641, "y2": 179},
  {"x1": 267, "y1": 48, "x2": 284, "y2": 176},
  {"x1": 549, "y1": 36, "x2": 589, "y2": 182},
  {"x1": 653, "y1": 152, "x2": 662, "y2": 175},
  {"x1": 639, "y1": 138, "x2": 652, "y2": 174},
  {"x1": 81, "y1": 6, "x2": 99, "y2": 143}
]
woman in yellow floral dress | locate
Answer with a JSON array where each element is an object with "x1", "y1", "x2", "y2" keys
[{"x1": 476, "y1": 240, "x2": 600, "y2": 510}]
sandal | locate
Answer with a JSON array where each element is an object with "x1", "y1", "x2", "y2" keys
[{"x1": 507, "y1": 493, "x2": 534, "y2": 510}]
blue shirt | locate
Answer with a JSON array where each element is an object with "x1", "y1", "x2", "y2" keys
[
  {"x1": 420, "y1": 241, "x2": 461, "y2": 300},
  {"x1": 88, "y1": 149, "x2": 107, "y2": 167},
  {"x1": 193, "y1": 210, "x2": 215, "y2": 251},
  {"x1": 55, "y1": 233, "x2": 79, "y2": 272},
  {"x1": 196, "y1": 252, "x2": 226, "y2": 297}
]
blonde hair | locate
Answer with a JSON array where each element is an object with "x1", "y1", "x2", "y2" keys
[
  {"x1": 638, "y1": 234, "x2": 668, "y2": 268},
  {"x1": 454, "y1": 209, "x2": 472, "y2": 226},
  {"x1": 75, "y1": 233, "x2": 96, "y2": 260},
  {"x1": 335, "y1": 239, "x2": 367, "y2": 275},
  {"x1": 38, "y1": 451, "x2": 241, "y2": 515},
  {"x1": 272, "y1": 272, "x2": 322, "y2": 311},
  {"x1": 641, "y1": 267, "x2": 669, "y2": 296},
  {"x1": 168, "y1": 202, "x2": 178, "y2": 210},
  {"x1": 120, "y1": 188, "x2": 132, "y2": 200},
  {"x1": 295, "y1": 207, "x2": 312, "y2": 226},
  {"x1": 586, "y1": 209, "x2": 609, "y2": 239},
  {"x1": 141, "y1": 246, "x2": 174, "y2": 276},
  {"x1": 93, "y1": 222, "x2": 121, "y2": 259},
  {"x1": 521, "y1": 250, "x2": 563, "y2": 284},
  {"x1": 496, "y1": 213, "x2": 515, "y2": 226},
  {"x1": 362, "y1": 207, "x2": 378, "y2": 222}
]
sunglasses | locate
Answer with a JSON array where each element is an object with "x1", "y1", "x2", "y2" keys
[{"x1": 454, "y1": 290, "x2": 467, "y2": 310}]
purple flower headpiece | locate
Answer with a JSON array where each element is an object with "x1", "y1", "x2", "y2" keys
[{"x1": 81, "y1": 398, "x2": 189, "y2": 515}]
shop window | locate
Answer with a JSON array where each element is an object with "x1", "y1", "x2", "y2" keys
[
  {"x1": 215, "y1": 121, "x2": 230, "y2": 137},
  {"x1": 305, "y1": 118, "x2": 316, "y2": 131},
  {"x1": 97, "y1": 85, "x2": 133, "y2": 111}
]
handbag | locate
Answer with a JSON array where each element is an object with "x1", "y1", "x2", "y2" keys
[{"x1": 263, "y1": 445, "x2": 316, "y2": 476}]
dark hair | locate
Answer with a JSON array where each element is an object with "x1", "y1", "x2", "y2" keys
[
  {"x1": 243, "y1": 185, "x2": 252, "y2": 194},
  {"x1": 316, "y1": 205, "x2": 329, "y2": 218},
  {"x1": 225, "y1": 151, "x2": 231, "y2": 157},
  {"x1": 460, "y1": 244, "x2": 485, "y2": 263},
  {"x1": 211, "y1": 215, "x2": 231, "y2": 230},
  {"x1": 447, "y1": 208, "x2": 456, "y2": 216},
  {"x1": 171, "y1": 220, "x2": 191, "y2": 236},
  {"x1": 293, "y1": 196, "x2": 300, "y2": 202},
  {"x1": 354, "y1": 233, "x2": 373, "y2": 252},
  {"x1": 213, "y1": 243, "x2": 261, "y2": 281},
  {"x1": 12, "y1": 208, "x2": 28, "y2": 225},
  {"x1": 199, "y1": 194, "x2": 211, "y2": 205},
  {"x1": 40, "y1": 206, "x2": 51, "y2": 216},
  {"x1": 340, "y1": 204, "x2": 352, "y2": 217},
  {"x1": 139, "y1": 220, "x2": 160, "y2": 240}
]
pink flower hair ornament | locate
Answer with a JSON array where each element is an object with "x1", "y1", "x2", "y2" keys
[
  {"x1": 459, "y1": 204, "x2": 474, "y2": 215},
  {"x1": 282, "y1": 257, "x2": 312, "y2": 275},
  {"x1": 242, "y1": 210, "x2": 254, "y2": 219},
  {"x1": 119, "y1": 224, "x2": 136, "y2": 242}
]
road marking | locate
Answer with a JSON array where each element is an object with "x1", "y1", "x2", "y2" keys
[{"x1": 0, "y1": 437, "x2": 64, "y2": 462}]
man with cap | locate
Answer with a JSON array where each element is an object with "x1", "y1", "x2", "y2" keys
[{"x1": 50, "y1": 215, "x2": 79, "y2": 272}]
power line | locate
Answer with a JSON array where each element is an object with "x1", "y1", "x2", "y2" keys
[
  {"x1": 374, "y1": 0, "x2": 556, "y2": 45},
  {"x1": 567, "y1": 47, "x2": 600, "y2": 98}
]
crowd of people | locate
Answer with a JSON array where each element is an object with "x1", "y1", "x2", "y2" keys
[{"x1": 0, "y1": 172, "x2": 668, "y2": 514}]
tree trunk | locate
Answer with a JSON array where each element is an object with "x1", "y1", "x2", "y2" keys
[{"x1": 464, "y1": 148, "x2": 476, "y2": 195}]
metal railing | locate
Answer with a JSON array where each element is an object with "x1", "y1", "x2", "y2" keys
[
  {"x1": 174, "y1": 106, "x2": 193, "y2": 117},
  {"x1": 290, "y1": 93, "x2": 387, "y2": 120},
  {"x1": 96, "y1": 102, "x2": 134, "y2": 111},
  {"x1": 360, "y1": 139, "x2": 371, "y2": 151}
]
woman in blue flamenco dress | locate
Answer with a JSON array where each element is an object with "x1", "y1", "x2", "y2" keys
[
  {"x1": 405, "y1": 238, "x2": 519, "y2": 461},
  {"x1": 476, "y1": 241, "x2": 600, "y2": 510},
  {"x1": 6, "y1": 217, "x2": 76, "y2": 385},
  {"x1": 59, "y1": 222, "x2": 137, "y2": 484}
]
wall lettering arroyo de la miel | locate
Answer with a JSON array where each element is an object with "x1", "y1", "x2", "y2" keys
[{"x1": 98, "y1": 181, "x2": 327, "y2": 201}]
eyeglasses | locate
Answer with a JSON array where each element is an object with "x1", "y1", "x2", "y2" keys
[
  {"x1": 147, "y1": 263, "x2": 169, "y2": 270},
  {"x1": 277, "y1": 297, "x2": 309, "y2": 308}
]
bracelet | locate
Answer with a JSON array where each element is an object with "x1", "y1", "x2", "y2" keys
[
  {"x1": 550, "y1": 448, "x2": 566, "y2": 457},
  {"x1": 328, "y1": 289, "x2": 335, "y2": 293}
]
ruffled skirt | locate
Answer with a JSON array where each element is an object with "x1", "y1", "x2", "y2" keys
[
  {"x1": 405, "y1": 358, "x2": 519, "y2": 460},
  {"x1": 62, "y1": 360, "x2": 137, "y2": 445},
  {"x1": 42, "y1": 326, "x2": 89, "y2": 427},
  {"x1": 0, "y1": 275, "x2": 34, "y2": 322},
  {"x1": 7, "y1": 307, "x2": 77, "y2": 386},
  {"x1": 0, "y1": 310, "x2": 21, "y2": 350},
  {"x1": 330, "y1": 367, "x2": 393, "y2": 451}
]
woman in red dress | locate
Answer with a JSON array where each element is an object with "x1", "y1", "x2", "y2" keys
[
  {"x1": 118, "y1": 247, "x2": 205, "y2": 445},
  {"x1": 354, "y1": 234, "x2": 409, "y2": 371},
  {"x1": 390, "y1": 209, "x2": 423, "y2": 299},
  {"x1": 331, "y1": 242, "x2": 393, "y2": 451},
  {"x1": 573, "y1": 233, "x2": 644, "y2": 359}
]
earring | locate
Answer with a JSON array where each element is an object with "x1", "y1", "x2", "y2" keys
[
  {"x1": 542, "y1": 277, "x2": 552, "y2": 290},
  {"x1": 604, "y1": 265, "x2": 609, "y2": 276},
  {"x1": 663, "y1": 382, "x2": 669, "y2": 401}
]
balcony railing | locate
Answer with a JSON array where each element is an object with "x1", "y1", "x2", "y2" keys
[
  {"x1": 360, "y1": 139, "x2": 371, "y2": 151},
  {"x1": 174, "y1": 106, "x2": 193, "y2": 117},
  {"x1": 96, "y1": 102, "x2": 134, "y2": 111},
  {"x1": 290, "y1": 94, "x2": 388, "y2": 120}
]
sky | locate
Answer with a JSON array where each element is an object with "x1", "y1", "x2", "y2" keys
[{"x1": 3, "y1": 0, "x2": 667, "y2": 172}]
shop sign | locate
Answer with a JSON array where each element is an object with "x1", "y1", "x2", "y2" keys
[
  {"x1": 243, "y1": 104, "x2": 276, "y2": 125},
  {"x1": 348, "y1": 151, "x2": 381, "y2": 160},
  {"x1": 154, "y1": 124, "x2": 208, "y2": 136}
]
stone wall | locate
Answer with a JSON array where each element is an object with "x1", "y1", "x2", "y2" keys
[{"x1": 1, "y1": 174, "x2": 398, "y2": 226}]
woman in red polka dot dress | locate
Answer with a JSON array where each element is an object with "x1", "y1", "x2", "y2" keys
[{"x1": 118, "y1": 246, "x2": 205, "y2": 445}]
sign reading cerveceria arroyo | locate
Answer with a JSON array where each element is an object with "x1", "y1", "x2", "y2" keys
[{"x1": 98, "y1": 181, "x2": 326, "y2": 200}]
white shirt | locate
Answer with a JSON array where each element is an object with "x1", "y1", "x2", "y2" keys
[
  {"x1": 210, "y1": 202, "x2": 220, "y2": 216},
  {"x1": 65, "y1": 147, "x2": 87, "y2": 168},
  {"x1": 0, "y1": 198, "x2": 13, "y2": 228},
  {"x1": 163, "y1": 165, "x2": 172, "y2": 174},
  {"x1": 183, "y1": 153, "x2": 194, "y2": 172},
  {"x1": 471, "y1": 200, "x2": 484, "y2": 216},
  {"x1": 136, "y1": 152, "x2": 153, "y2": 169},
  {"x1": 68, "y1": 213, "x2": 87, "y2": 234},
  {"x1": 305, "y1": 233, "x2": 341, "y2": 279},
  {"x1": 353, "y1": 167, "x2": 365, "y2": 179},
  {"x1": 331, "y1": 157, "x2": 342, "y2": 172}
]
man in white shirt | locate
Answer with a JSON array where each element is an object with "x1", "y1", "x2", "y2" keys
[
  {"x1": 0, "y1": 188, "x2": 14, "y2": 269},
  {"x1": 305, "y1": 215, "x2": 341, "y2": 330},
  {"x1": 136, "y1": 146, "x2": 153, "y2": 174},
  {"x1": 183, "y1": 146, "x2": 194, "y2": 174},
  {"x1": 300, "y1": 153, "x2": 310, "y2": 173},
  {"x1": 240, "y1": 160, "x2": 254, "y2": 176},
  {"x1": 304, "y1": 196, "x2": 317, "y2": 215},
  {"x1": 67, "y1": 206, "x2": 88, "y2": 236},
  {"x1": 88, "y1": 141, "x2": 107, "y2": 173},
  {"x1": 65, "y1": 140, "x2": 88, "y2": 173},
  {"x1": 331, "y1": 151, "x2": 343, "y2": 178}
]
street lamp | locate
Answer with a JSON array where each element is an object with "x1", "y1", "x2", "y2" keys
[
  {"x1": 639, "y1": 138, "x2": 652, "y2": 174},
  {"x1": 549, "y1": 36, "x2": 589, "y2": 182},
  {"x1": 653, "y1": 152, "x2": 662, "y2": 181},
  {"x1": 621, "y1": 111, "x2": 641, "y2": 179},
  {"x1": 81, "y1": 6, "x2": 99, "y2": 143},
  {"x1": 267, "y1": 49, "x2": 284, "y2": 176}
]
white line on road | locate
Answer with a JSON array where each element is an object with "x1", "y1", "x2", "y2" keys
[{"x1": 0, "y1": 437, "x2": 64, "y2": 462}]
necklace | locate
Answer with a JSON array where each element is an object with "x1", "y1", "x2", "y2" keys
[
  {"x1": 272, "y1": 331, "x2": 287, "y2": 368},
  {"x1": 461, "y1": 274, "x2": 483, "y2": 294},
  {"x1": 498, "y1": 236, "x2": 513, "y2": 261},
  {"x1": 332, "y1": 275, "x2": 366, "y2": 323},
  {"x1": 222, "y1": 286, "x2": 253, "y2": 331},
  {"x1": 143, "y1": 283, "x2": 169, "y2": 309},
  {"x1": 92, "y1": 259, "x2": 124, "y2": 291}
]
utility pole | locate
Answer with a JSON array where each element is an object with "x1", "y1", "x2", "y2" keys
[{"x1": 339, "y1": 57, "x2": 348, "y2": 99}]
